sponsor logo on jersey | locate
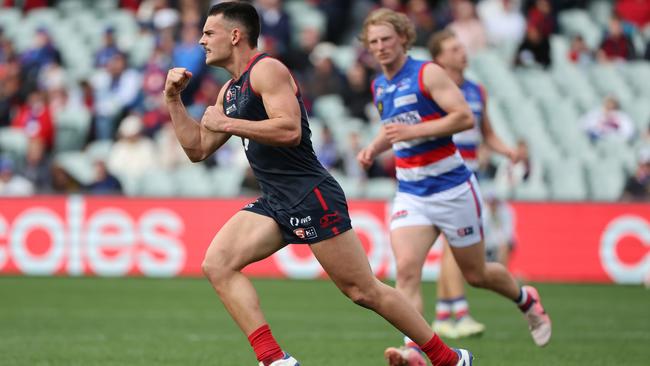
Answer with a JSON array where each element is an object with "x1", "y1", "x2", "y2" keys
[
  {"x1": 394, "y1": 93, "x2": 418, "y2": 108},
  {"x1": 391, "y1": 209, "x2": 408, "y2": 221},
  {"x1": 320, "y1": 212, "x2": 342, "y2": 228},
  {"x1": 294, "y1": 227, "x2": 318, "y2": 240},
  {"x1": 397, "y1": 78, "x2": 412, "y2": 91},
  {"x1": 377, "y1": 101, "x2": 384, "y2": 114},
  {"x1": 382, "y1": 110, "x2": 422, "y2": 125},
  {"x1": 457, "y1": 226, "x2": 474, "y2": 237},
  {"x1": 226, "y1": 87, "x2": 235, "y2": 102},
  {"x1": 290, "y1": 216, "x2": 312, "y2": 227}
]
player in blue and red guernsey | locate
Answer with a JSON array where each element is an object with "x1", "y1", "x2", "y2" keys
[
  {"x1": 357, "y1": 9, "x2": 550, "y2": 366},
  {"x1": 163, "y1": 2, "x2": 471, "y2": 366},
  {"x1": 427, "y1": 30, "x2": 521, "y2": 340}
]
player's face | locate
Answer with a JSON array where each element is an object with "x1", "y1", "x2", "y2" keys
[
  {"x1": 366, "y1": 23, "x2": 406, "y2": 67},
  {"x1": 438, "y1": 37, "x2": 467, "y2": 72},
  {"x1": 200, "y1": 15, "x2": 233, "y2": 66}
]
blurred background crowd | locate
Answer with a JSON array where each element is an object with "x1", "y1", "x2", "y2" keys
[{"x1": 0, "y1": 0, "x2": 649, "y2": 201}]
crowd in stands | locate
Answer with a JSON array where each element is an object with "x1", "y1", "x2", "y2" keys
[{"x1": 0, "y1": 0, "x2": 649, "y2": 201}]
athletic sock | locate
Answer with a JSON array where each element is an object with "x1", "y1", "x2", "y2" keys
[
  {"x1": 515, "y1": 287, "x2": 534, "y2": 312},
  {"x1": 450, "y1": 296, "x2": 469, "y2": 319},
  {"x1": 403, "y1": 335, "x2": 419, "y2": 350},
  {"x1": 420, "y1": 334, "x2": 459, "y2": 366},
  {"x1": 435, "y1": 300, "x2": 452, "y2": 321},
  {"x1": 247, "y1": 324, "x2": 285, "y2": 365}
]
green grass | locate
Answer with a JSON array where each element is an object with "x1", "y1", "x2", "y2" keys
[{"x1": 0, "y1": 277, "x2": 648, "y2": 365}]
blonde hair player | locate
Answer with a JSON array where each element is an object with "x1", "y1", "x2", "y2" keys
[{"x1": 358, "y1": 8, "x2": 551, "y2": 365}]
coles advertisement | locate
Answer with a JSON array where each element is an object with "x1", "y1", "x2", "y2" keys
[{"x1": 0, "y1": 196, "x2": 648, "y2": 284}]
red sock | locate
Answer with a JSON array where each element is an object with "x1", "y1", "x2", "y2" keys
[
  {"x1": 420, "y1": 334, "x2": 458, "y2": 366},
  {"x1": 247, "y1": 324, "x2": 284, "y2": 365}
]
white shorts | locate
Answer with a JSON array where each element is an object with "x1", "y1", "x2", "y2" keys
[{"x1": 390, "y1": 175, "x2": 484, "y2": 247}]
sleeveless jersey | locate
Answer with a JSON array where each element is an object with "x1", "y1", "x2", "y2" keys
[
  {"x1": 453, "y1": 80, "x2": 486, "y2": 172},
  {"x1": 223, "y1": 53, "x2": 329, "y2": 208},
  {"x1": 372, "y1": 57, "x2": 471, "y2": 196}
]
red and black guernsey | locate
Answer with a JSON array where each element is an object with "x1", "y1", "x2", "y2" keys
[{"x1": 223, "y1": 53, "x2": 330, "y2": 209}]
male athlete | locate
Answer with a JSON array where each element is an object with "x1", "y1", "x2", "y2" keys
[
  {"x1": 428, "y1": 30, "x2": 520, "y2": 339},
  {"x1": 164, "y1": 3, "x2": 471, "y2": 366},
  {"x1": 357, "y1": 8, "x2": 551, "y2": 365}
]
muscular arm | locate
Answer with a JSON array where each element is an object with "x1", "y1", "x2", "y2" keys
[
  {"x1": 165, "y1": 70, "x2": 231, "y2": 162},
  {"x1": 204, "y1": 58, "x2": 301, "y2": 147},
  {"x1": 414, "y1": 63, "x2": 473, "y2": 137}
]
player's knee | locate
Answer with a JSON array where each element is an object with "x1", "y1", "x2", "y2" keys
[
  {"x1": 201, "y1": 257, "x2": 229, "y2": 284},
  {"x1": 395, "y1": 260, "x2": 421, "y2": 285},
  {"x1": 463, "y1": 270, "x2": 487, "y2": 288},
  {"x1": 342, "y1": 283, "x2": 378, "y2": 309}
]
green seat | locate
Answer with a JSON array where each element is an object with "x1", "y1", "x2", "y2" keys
[
  {"x1": 558, "y1": 9, "x2": 602, "y2": 49},
  {"x1": 211, "y1": 165, "x2": 246, "y2": 197},
  {"x1": 364, "y1": 178, "x2": 396, "y2": 200},
  {"x1": 553, "y1": 64, "x2": 599, "y2": 113},
  {"x1": 54, "y1": 151, "x2": 95, "y2": 185},
  {"x1": 545, "y1": 158, "x2": 588, "y2": 201},
  {"x1": 85, "y1": 140, "x2": 114, "y2": 163},
  {"x1": 515, "y1": 68, "x2": 562, "y2": 102},
  {"x1": 174, "y1": 165, "x2": 215, "y2": 197},
  {"x1": 512, "y1": 179, "x2": 549, "y2": 201},
  {"x1": 585, "y1": 158, "x2": 625, "y2": 201},
  {"x1": 0, "y1": 128, "x2": 29, "y2": 169},
  {"x1": 137, "y1": 170, "x2": 177, "y2": 197},
  {"x1": 312, "y1": 95, "x2": 348, "y2": 123},
  {"x1": 54, "y1": 107, "x2": 91, "y2": 153},
  {"x1": 588, "y1": 64, "x2": 634, "y2": 105}
]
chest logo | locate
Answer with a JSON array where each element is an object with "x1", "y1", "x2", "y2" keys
[{"x1": 394, "y1": 93, "x2": 418, "y2": 108}]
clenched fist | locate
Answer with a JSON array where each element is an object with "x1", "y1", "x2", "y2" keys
[{"x1": 164, "y1": 68, "x2": 193, "y2": 100}]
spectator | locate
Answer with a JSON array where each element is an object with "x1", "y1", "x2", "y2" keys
[
  {"x1": 644, "y1": 39, "x2": 650, "y2": 61},
  {"x1": 0, "y1": 34, "x2": 21, "y2": 127},
  {"x1": 172, "y1": 23, "x2": 206, "y2": 104},
  {"x1": 568, "y1": 34, "x2": 595, "y2": 65},
  {"x1": 284, "y1": 26, "x2": 321, "y2": 76},
  {"x1": 95, "y1": 27, "x2": 122, "y2": 68},
  {"x1": 341, "y1": 61, "x2": 373, "y2": 121},
  {"x1": 478, "y1": 0, "x2": 527, "y2": 46},
  {"x1": 106, "y1": 115, "x2": 159, "y2": 185},
  {"x1": 598, "y1": 16, "x2": 636, "y2": 62},
  {"x1": 448, "y1": 0, "x2": 488, "y2": 56},
  {"x1": 514, "y1": 25, "x2": 551, "y2": 68},
  {"x1": 526, "y1": 0, "x2": 556, "y2": 38},
  {"x1": 406, "y1": 0, "x2": 437, "y2": 47},
  {"x1": 314, "y1": 0, "x2": 351, "y2": 44},
  {"x1": 483, "y1": 191, "x2": 516, "y2": 266},
  {"x1": 315, "y1": 125, "x2": 342, "y2": 171},
  {"x1": 0, "y1": 157, "x2": 34, "y2": 196},
  {"x1": 86, "y1": 160, "x2": 122, "y2": 195},
  {"x1": 256, "y1": 0, "x2": 292, "y2": 60},
  {"x1": 19, "y1": 28, "x2": 61, "y2": 91},
  {"x1": 11, "y1": 89, "x2": 54, "y2": 152},
  {"x1": 303, "y1": 42, "x2": 346, "y2": 100},
  {"x1": 91, "y1": 52, "x2": 142, "y2": 140},
  {"x1": 580, "y1": 96, "x2": 635, "y2": 143},
  {"x1": 621, "y1": 148, "x2": 650, "y2": 201}
]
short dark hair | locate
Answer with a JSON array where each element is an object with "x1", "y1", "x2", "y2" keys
[{"x1": 208, "y1": 1, "x2": 260, "y2": 48}]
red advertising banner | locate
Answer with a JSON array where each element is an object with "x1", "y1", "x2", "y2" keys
[{"x1": 0, "y1": 197, "x2": 648, "y2": 283}]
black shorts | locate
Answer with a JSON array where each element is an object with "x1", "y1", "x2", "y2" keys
[{"x1": 243, "y1": 176, "x2": 353, "y2": 244}]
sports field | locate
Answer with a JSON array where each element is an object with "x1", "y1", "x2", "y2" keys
[{"x1": 1, "y1": 277, "x2": 648, "y2": 365}]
